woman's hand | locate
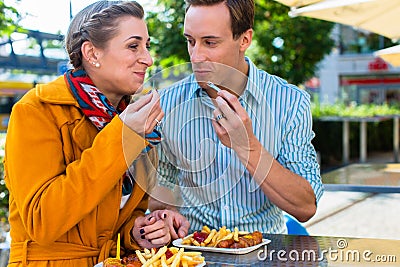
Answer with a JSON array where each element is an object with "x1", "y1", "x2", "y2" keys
[
  {"x1": 131, "y1": 214, "x2": 171, "y2": 248},
  {"x1": 120, "y1": 91, "x2": 164, "y2": 136},
  {"x1": 149, "y1": 209, "x2": 190, "y2": 240}
]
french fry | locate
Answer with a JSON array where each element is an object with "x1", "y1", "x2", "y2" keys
[
  {"x1": 142, "y1": 246, "x2": 168, "y2": 267},
  {"x1": 166, "y1": 253, "x2": 176, "y2": 265},
  {"x1": 203, "y1": 229, "x2": 216, "y2": 245},
  {"x1": 182, "y1": 234, "x2": 193, "y2": 242},
  {"x1": 182, "y1": 252, "x2": 202, "y2": 257},
  {"x1": 143, "y1": 248, "x2": 152, "y2": 259},
  {"x1": 169, "y1": 247, "x2": 179, "y2": 254},
  {"x1": 233, "y1": 227, "x2": 239, "y2": 242},
  {"x1": 135, "y1": 249, "x2": 147, "y2": 264},
  {"x1": 210, "y1": 231, "x2": 220, "y2": 246},
  {"x1": 182, "y1": 255, "x2": 205, "y2": 264},
  {"x1": 238, "y1": 230, "x2": 250, "y2": 235},
  {"x1": 220, "y1": 227, "x2": 228, "y2": 238},
  {"x1": 214, "y1": 233, "x2": 233, "y2": 247},
  {"x1": 115, "y1": 246, "x2": 205, "y2": 267},
  {"x1": 221, "y1": 233, "x2": 233, "y2": 241},
  {"x1": 190, "y1": 238, "x2": 201, "y2": 246},
  {"x1": 180, "y1": 226, "x2": 261, "y2": 250},
  {"x1": 201, "y1": 225, "x2": 211, "y2": 234},
  {"x1": 181, "y1": 238, "x2": 192, "y2": 245},
  {"x1": 214, "y1": 228, "x2": 228, "y2": 245},
  {"x1": 161, "y1": 254, "x2": 168, "y2": 267},
  {"x1": 153, "y1": 259, "x2": 161, "y2": 266},
  {"x1": 170, "y1": 248, "x2": 184, "y2": 267}
]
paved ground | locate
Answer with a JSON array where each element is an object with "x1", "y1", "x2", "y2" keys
[
  {"x1": 302, "y1": 151, "x2": 400, "y2": 240},
  {"x1": 303, "y1": 192, "x2": 400, "y2": 240}
]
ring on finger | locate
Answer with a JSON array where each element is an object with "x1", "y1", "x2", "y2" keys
[
  {"x1": 215, "y1": 113, "x2": 225, "y2": 122},
  {"x1": 154, "y1": 118, "x2": 162, "y2": 126}
]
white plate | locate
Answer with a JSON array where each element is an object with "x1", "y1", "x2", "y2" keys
[{"x1": 172, "y1": 238, "x2": 271, "y2": 255}]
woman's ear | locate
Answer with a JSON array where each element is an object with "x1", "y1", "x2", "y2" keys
[
  {"x1": 81, "y1": 41, "x2": 98, "y2": 64},
  {"x1": 239, "y1": 29, "x2": 253, "y2": 52}
]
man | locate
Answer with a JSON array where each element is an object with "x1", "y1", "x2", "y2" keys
[{"x1": 149, "y1": 0, "x2": 323, "y2": 234}]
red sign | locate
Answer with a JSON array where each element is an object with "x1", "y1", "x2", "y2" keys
[
  {"x1": 341, "y1": 76, "x2": 400, "y2": 86},
  {"x1": 368, "y1": 58, "x2": 388, "y2": 71}
]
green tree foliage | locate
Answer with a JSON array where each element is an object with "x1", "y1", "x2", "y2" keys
[
  {"x1": 0, "y1": 1, "x2": 21, "y2": 35},
  {"x1": 252, "y1": 1, "x2": 335, "y2": 84},
  {"x1": 146, "y1": 0, "x2": 188, "y2": 70},
  {"x1": 146, "y1": 0, "x2": 335, "y2": 85}
]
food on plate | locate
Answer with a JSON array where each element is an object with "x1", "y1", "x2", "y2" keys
[
  {"x1": 104, "y1": 233, "x2": 133, "y2": 267},
  {"x1": 103, "y1": 254, "x2": 141, "y2": 267},
  {"x1": 101, "y1": 253, "x2": 141, "y2": 266},
  {"x1": 103, "y1": 257, "x2": 125, "y2": 267},
  {"x1": 181, "y1": 226, "x2": 263, "y2": 249},
  {"x1": 103, "y1": 246, "x2": 205, "y2": 267}
]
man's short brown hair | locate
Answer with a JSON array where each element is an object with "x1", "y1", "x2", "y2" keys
[{"x1": 185, "y1": 0, "x2": 254, "y2": 40}]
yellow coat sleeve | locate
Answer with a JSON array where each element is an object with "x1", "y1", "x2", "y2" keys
[{"x1": 5, "y1": 99, "x2": 147, "y2": 245}]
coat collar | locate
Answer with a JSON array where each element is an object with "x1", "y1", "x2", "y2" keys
[{"x1": 36, "y1": 75, "x2": 78, "y2": 106}]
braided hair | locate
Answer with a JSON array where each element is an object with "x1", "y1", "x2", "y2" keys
[{"x1": 65, "y1": 1, "x2": 144, "y2": 69}]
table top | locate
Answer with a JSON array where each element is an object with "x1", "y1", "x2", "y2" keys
[
  {"x1": 1, "y1": 233, "x2": 399, "y2": 266},
  {"x1": 321, "y1": 163, "x2": 400, "y2": 193},
  {"x1": 201, "y1": 233, "x2": 400, "y2": 266}
]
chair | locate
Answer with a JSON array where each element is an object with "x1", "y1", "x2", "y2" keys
[{"x1": 284, "y1": 214, "x2": 309, "y2": 235}]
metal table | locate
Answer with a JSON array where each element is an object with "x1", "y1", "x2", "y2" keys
[
  {"x1": 2, "y1": 233, "x2": 399, "y2": 266},
  {"x1": 321, "y1": 163, "x2": 400, "y2": 193},
  {"x1": 201, "y1": 233, "x2": 400, "y2": 266}
]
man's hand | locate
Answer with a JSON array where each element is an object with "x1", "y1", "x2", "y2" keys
[{"x1": 211, "y1": 90, "x2": 258, "y2": 156}]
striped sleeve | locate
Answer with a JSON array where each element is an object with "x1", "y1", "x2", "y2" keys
[{"x1": 277, "y1": 88, "x2": 324, "y2": 204}]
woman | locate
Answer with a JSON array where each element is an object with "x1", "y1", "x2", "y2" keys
[{"x1": 4, "y1": 1, "x2": 174, "y2": 266}]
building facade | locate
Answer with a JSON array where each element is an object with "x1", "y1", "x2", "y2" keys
[{"x1": 317, "y1": 25, "x2": 400, "y2": 105}]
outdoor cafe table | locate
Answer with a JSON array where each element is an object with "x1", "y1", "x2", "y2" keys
[
  {"x1": 1, "y1": 233, "x2": 400, "y2": 266},
  {"x1": 200, "y1": 233, "x2": 400, "y2": 266},
  {"x1": 318, "y1": 115, "x2": 399, "y2": 165},
  {"x1": 321, "y1": 163, "x2": 400, "y2": 193}
]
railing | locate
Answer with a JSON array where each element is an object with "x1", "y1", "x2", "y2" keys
[
  {"x1": 318, "y1": 115, "x2": 399, "y2": 164},
  {"x1": 0, "y1": 29, "x2": 68, "y2": 75}
]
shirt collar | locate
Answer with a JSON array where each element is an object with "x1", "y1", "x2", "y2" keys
[
  {"x1": 187, "y1": 74, "x2": 202, "y2": 100},
  {"x1": 242, "y1": 56, "x2": 263, "y2": 105}
]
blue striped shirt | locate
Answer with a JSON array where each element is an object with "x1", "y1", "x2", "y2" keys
[{"x1": 156, "y1": 57, "x2": 323, "y2": 234}]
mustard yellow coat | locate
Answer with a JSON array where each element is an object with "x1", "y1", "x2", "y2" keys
[{"x1": 4, "y1": 76, "x2": 158, "y2": 267}]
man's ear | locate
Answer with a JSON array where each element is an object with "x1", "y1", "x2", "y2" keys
[{"x1": 239, "y1": 28, "x2": 253, "y2": 52}]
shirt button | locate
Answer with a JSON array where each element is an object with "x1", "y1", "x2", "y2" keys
[{"x1": 224, "y1": 205, "x2": 229, "y2": 210}]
